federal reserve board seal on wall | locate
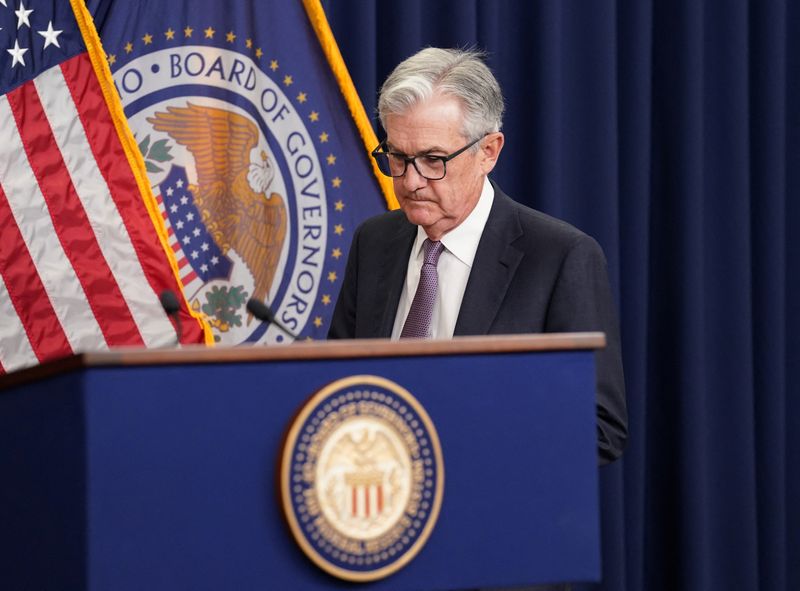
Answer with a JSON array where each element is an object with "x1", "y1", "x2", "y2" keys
[
  {"x1": 104, "y1": 13, "x2": 386, "y2": 345},
  {"x1": 281, "y1": 375, "x2": 444, "y2": 582}
]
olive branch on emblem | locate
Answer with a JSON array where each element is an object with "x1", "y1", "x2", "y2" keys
[
  {"x1": 198, "y1": 285, "x2": 249, "y2": 339},
  {"x1": 137, "y1": 133, "x2": 174, "y2": 173}
]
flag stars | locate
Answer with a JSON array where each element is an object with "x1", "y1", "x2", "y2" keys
[
  {"x1": 269, "y1": 59, "x2": 279, "y2": 71},
  {"x1": 200, "y1": 264, "x2": 209, "y2": 273},
  {"x1": 331, "y1": 247, "x2": 342, "y2": 259},
  {"x1": 107, "y1": 54, "x2": 117, "y2": 65},
  {"x1": 175, "y1": 220, "x2": 184, "y2": 230},
  {"x1": 334, "y1": 224, "x2": 344, "y2": 236},
  {"x1": 124, "y1": 42, "x2": 133, "y2": 53},
  {"x1": 176, "y1": 178, "x2": 184, "y2": 188},
  {"x1": 15, "y1": 2, "x2": 33, "y2": 29},
  {"x1": 184, "y1": 26, "x2": 194, "y2": 37},
  {"x1": 331, "y1": 177, "x2": 342, "y2": 188},
  {"x1": 211, "y1": 256, "x2": 219, "y2": 265},
  {"x1": 182, "y1": 236, "x2": 191, "y2": 245},
  {"x1": 326, "y1": 154, "x2": 336, "y2": 165},
  {"x1": 165, "y1": 28, "x2": 176, "y2": 40},
  {"x1": 321, "y1": 294, "x2": 332, "y2": 306},
  {"x1": 186, "y1": 212, "x2": 194, "y2": 221},
  {"x1": 246, "y1": 38, "x2": 252, "y2": 49},
  {"x1": 319, "y1": 132, "x2": 329, "y2": 143},
  {"x1": 296, "y1": 92, "x2": 307, "y2": 103},
  {"x1": 142, "y1": 33, "x2": 153, "y2": 45},
  {"x1": 6, "y1": 40, "x2": 28, "y2": 67},
  {"x1": 309, "y1": 111, "x2": 319, "y2": 122},
  {"x1": 201, "y1": 242, "x2": 209, "y2": 251},
  {"x1": 169, "y1": 203, "x2": 178, "y2": 213},
  {"x1": 328, "y1": 271, "x2": 338, "y2": 282},
  {"x1": 334, "y1": 200, "x2": 345, "y2": 212},
  {"x1": 283, "y1": 75, "x2": 293, "y2": 86},
  {"x1": 166, "y1": 187, "x2": 174, "y2": 196},
  {"x1": 38, "y1": 21, "x2": 63, "y2": 49},
  {"x1": 204, "y1": 27, "x2": 215, "y2": 39},
  {"x1": 192, "y1": 228, "x2": 201, "y2": 237},
  {"x1": 313, "y1": 317, "x2": 323, "y2": 328},
  {"x1": 191, "y1": 251, "x2": 199, "y2": 260},
  {"x1": 226, "y1": 31, "x2": 236, "y2": 43},
  {"x1": 180, "y1": 195, "x2": 188, "y2": 205}
]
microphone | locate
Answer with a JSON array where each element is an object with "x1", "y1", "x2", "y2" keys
[
  {"x1": 159, "y1": 290, "x2": 182, "y2": 345},
  {"x1": 246, "y1": 298, "x2": 298, "y2": 340}
]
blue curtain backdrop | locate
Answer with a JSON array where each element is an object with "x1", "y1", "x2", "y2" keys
[{"x1": 321, "y1": 1, "x2": 799, "y2": 590}]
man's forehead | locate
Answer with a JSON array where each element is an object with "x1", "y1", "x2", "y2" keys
[
  {"x1": 384, "y1": 100, "x2": 466, "y2": 153},
  {"x1": 386, "y1": 94, "x2": 463, "y2": 123}
]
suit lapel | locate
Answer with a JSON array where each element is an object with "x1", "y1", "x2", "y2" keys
[
  {"x1": 454, "y1": 188, "x2": 523, "y2": 336},
  {"x1": 373, "y1": 220, "x2": 416, "y2": 337}
]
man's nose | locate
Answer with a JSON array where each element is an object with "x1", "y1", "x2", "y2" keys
[{"x1": 401, "y1": 161, "x2": 428, "y2": 192}]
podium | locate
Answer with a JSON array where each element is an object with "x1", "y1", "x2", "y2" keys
[{"x1": 0, "y1": 334, "x2": 602, "y2": 590}]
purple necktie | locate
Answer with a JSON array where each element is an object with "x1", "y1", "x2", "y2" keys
[{"x1": 401, "y1": 239, "x2": 445, "y2": 339}]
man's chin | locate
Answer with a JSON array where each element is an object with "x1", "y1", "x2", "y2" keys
[{"x1": 402, "y1": 211, "x2": 435, "y2": 228}]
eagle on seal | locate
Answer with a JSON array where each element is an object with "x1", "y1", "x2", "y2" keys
[{"x1": 147, "y1": 103, "x2": 287, "y2": 307}]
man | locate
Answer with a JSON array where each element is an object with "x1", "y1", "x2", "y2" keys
[{"x1": 328, "y1": 46, "x2": 625, "y2": 591}]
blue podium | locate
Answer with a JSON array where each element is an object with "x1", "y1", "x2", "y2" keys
[{"x1": 0, "y1": 334, "x2": 603, "y2": 590}]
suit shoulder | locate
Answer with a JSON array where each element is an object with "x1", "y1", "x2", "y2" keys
[
  {"x1": 355, "y1": 209, "x2": 409, "y2": 237},
  {"x1": 500, "y1": 194, "x2": 600, "y2": 254}
]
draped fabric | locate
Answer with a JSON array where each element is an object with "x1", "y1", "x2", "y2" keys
[
  {"x1": 321, "y1": 1, "x2": 799, "y2": 590},
  {"x1": 0, "y1": 0, "x2": 210, "y2": 375},
  {"x1": 86, "y1": 0, "x2": 390, "y2": 345}
]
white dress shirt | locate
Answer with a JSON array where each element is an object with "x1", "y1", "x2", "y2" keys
[{"x1": 391, "y1": 177, "x2": 495, "y2": 339}]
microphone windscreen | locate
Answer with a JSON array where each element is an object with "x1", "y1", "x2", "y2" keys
[
  {"x1": 159, "y1": 290, "x2": 180, "y2": 315},
  {"x1": 246, "y1": 298, "x2": 273, "y2": 322}
]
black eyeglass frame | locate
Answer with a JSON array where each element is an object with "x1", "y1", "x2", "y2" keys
[{"x1": 370, "y1": 134, "x2": 486, "y2": 180}]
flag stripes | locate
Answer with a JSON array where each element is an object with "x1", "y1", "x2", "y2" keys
[
  {"x1": 58, "y1": 53, "x2": 192, "y2": 321},
  {"x1": 0, "y1": 92, "x2": 107, "y2": 359},
  {"x1": 0, "y1": 273, "x2": 37, "y2": 373},
  {"x1": 8, "y1": 75, "x2": 145, "y2": 348},
  {"x1": 0, "y1": 181, "x2": 74, "y2": 366},
  {"x1": 0, "y1": 56, "x2": 185, "y2": 372},
  {"x1": 35, "y1": 63, "x2": 175, "y2": 348}
]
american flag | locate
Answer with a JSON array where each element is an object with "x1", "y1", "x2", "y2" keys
[{"x1": 0, "y1": 0, "x2": 209, "y2": 374}]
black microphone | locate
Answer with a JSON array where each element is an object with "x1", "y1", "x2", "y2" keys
[
  {"x1": 159, "y1": 290, "x2": 182, "y2": 345},
  {"x1": 246, "y1": 298, "x2": 298, "y2": 340}
]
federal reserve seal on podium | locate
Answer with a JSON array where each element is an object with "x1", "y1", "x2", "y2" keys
[{"x1": 280, "y1": 375, "x2": 444, "y2": 581}]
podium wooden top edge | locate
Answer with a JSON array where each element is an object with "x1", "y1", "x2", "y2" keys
[{"x1": 1, "y1": 332, "x2": 605, "y2": 391}]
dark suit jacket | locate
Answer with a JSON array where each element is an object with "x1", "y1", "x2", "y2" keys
[{"x1": 328, "y1": 183, "x2": 627, "y2": 462}]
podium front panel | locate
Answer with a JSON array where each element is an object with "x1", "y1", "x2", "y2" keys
[{"x1": 1, "y1": 346, "x2": 600, "y2": 590}]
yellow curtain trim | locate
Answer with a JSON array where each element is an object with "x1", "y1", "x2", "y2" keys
[
  {"x1": 301, "y1": 0, "x2": 398, "y2": 210},
  {"x1": 69, "y1": 0, "x2": 214, "y2": 345}
]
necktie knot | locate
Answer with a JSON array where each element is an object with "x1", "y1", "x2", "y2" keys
[
  {"x1": 423, "y1": 239, "x2": 444, "y2": 266},
  {"x1": 400, "y1": 239, "x2": 444, "y2": 339}
]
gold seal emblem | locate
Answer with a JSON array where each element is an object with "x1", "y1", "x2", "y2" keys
[{"x1": 280, "y1": 375, "x2": 444, "y2": 582}]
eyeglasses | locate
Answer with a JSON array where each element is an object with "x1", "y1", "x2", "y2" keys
[{"x1": 371, "y1": 135, "x2": 485, "y2": 180}]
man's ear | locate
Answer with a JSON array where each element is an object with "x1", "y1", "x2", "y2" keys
[{"x1": 479, "y1": 132, "x2": 505, "y2": 174}]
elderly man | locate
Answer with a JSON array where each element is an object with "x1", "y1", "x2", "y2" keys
[
  {"x1": 329, "y1": 45, "x2": 625, "y2": 591},
  {"x1": 329, "y1": 47, "x2": 626, "y2": 464}
]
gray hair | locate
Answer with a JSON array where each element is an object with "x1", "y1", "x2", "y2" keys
[{"x1": 377, "y1": 47, "x2": 505, "y2": 143}]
